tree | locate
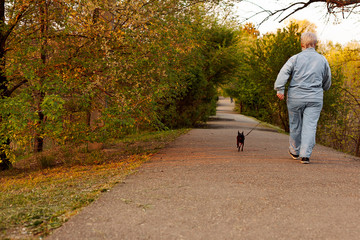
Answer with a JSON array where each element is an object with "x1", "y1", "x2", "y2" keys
[
  {"x1": 284, "y1": 18, "x2": 317, "y2": 33},
  {"x1": 224, "y1": 22, "x2": 302, "y2": 131},
  {"x1": 156, "y1": 17, "x2": 244, "y2": 128},
  {"x1": 317, "y1": 42, "x2": 360, "y2": 156},
  {"x1": 0, "y1": 0, "x2": 239, "y2": 170},
  {"x1": 0, "y1": 0, "x2": 34, "y2": 170}
]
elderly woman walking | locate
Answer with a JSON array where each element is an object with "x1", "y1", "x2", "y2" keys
[{"x1": 274, "y1": 32, "x2": 332, "y2": 164}]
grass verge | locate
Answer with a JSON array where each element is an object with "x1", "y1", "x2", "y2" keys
[{"x1": 0, "y1": 129, "x2": 189, "y2": 239}]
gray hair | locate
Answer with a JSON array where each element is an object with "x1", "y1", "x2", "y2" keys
[{"x1": 301, "y1": 32, "x2": 317, "y2": 48}]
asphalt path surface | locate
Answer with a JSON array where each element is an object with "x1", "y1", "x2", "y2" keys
[{"x1": 48, "y1": 97, "x2": 360, "y2": 240}]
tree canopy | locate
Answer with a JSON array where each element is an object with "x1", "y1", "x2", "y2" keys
[{"x1": 0, "y1": 0, "x2": 245, "y2": 169}]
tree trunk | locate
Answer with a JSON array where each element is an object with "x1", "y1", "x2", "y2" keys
[
  {"x1": 356, "y1": 129, "x2": 360, "y2": 157},
  {"x1": 278, "y1": 104, "x2": 289, "y2": 133},
  {"x1": 33, "y1": 1, "x2": 48, "y2": 153},
  {"x1": 0, "y1": 0, "x2": 11, "y2": 170}
]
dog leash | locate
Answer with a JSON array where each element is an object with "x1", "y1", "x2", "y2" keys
[{"x1": 245, "y1": 122, "x2": 262, "y2": 136}]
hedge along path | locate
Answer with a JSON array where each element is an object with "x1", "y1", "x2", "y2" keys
[{"x1": 48, "y1": 97, "x2": 360, "y2": 240}]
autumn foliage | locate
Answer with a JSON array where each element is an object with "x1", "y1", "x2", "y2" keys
[
  {"x1": 0, "y1": 0, "x2": 242, "y2": 168},
  {"x1": 224, "y1": 21, "x2": 360, "y2": 157}
]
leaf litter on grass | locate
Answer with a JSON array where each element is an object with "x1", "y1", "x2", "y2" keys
[{"x1": 0, "y1": 129, "x2": 187, "y2": 239}]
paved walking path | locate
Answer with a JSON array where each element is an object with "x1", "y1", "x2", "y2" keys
[{"x1": 48, "y1": 97, "x2": 360, "y2": 240}]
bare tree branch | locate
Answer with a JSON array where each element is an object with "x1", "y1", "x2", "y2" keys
[
  {"x1": 4, "y1": 79, "x2": 27, "y2": 97},
  {"x1": 250, "y1": 0, "x2": 360, "y2": 24}
]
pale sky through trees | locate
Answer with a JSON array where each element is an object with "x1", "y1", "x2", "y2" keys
[{"x1": 234, "y1": 1, "x2": 360, "y2": 45}]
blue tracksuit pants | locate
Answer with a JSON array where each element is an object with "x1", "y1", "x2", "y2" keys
[{"x1": 287, "y1": 100, "x2": 323, "y2": 158}]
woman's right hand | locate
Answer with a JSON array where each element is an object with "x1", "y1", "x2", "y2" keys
[{"x1": 276, "y1": 93, "x2": 285, "y2": 101}]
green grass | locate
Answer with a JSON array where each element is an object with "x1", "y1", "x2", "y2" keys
[{"x1": 0, "y1": 129, "x2": 189, "y2": 239}]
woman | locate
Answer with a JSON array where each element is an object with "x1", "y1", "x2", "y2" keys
[{"x1": 274, "y1": 32, "x2": 331, "y2": 164}]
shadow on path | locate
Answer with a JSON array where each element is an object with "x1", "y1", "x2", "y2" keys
[{"x1": 48, "y1": 97, "x2": 360, "y2": 240}]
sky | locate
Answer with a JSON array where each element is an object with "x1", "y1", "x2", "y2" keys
[{"x1": 233, "y1": 1, "x2": 360, "y2": 45}]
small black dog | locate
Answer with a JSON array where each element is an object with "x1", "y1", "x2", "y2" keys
[{"x1": 236, "y1": 131, "x2": 245, "y2": 152}]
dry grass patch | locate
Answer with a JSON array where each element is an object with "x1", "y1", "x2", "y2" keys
[{"x1": 0, "y1": 129, "x2": 188, "y2": 239}]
